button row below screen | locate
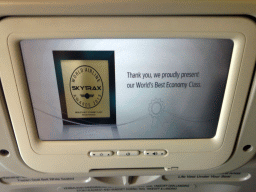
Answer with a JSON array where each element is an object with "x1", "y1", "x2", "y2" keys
[{"x1": 89, "y1": 150, "x2": 167, "y2": 157}]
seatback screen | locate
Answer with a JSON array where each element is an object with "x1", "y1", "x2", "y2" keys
[{"x1": 21, "y1": 39, "x2": 233, "y2": 140}]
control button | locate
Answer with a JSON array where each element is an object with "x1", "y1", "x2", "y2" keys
[
  {"x1": 90, "y1": 151, "x2": 113, "y2": 157},
  {"x1": 164, "y1": 167, "x2": 179, "y2": 171},
  {"x1": 117, "y1": 151, "x2": 140, "y2": 156},
  {"x1": 144, "y1": 150, "x2": 167, "y2": 156}
]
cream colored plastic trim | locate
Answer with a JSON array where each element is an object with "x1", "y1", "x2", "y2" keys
[
  {"x1": 0, "y1": 0, "x2": 256, "y2": 17},
  {"x1": 0, "y1": 17, "x2": 256, "y2": 173}
]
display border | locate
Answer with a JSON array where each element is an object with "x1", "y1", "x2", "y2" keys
[{"x1": 1, "y1": 16, "x2": 256, "y2": 174}]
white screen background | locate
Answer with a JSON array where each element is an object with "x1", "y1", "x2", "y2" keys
[{"x1": 20, "y1": 39, "x2": 233, "y2": 140}]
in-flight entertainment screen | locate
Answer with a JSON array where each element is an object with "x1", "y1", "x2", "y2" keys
[{"x1": 21, "y1": 39, "x2": 233, "y2": 140}]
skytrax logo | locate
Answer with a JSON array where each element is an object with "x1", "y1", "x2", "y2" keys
[
  {"x1": 70, "y1": 65, "x2": 104, "y2": 109},
  {"x1": 72, "y1": 86, "x2": 102, "y2": 91}
]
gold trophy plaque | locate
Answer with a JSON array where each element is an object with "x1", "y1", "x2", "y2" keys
[
  {"x1": 53, "y1": 51, "x2": 116, "y2": 125},
  {"x1": 61, "y1": 60, "x2": 110, "y2": 118}
]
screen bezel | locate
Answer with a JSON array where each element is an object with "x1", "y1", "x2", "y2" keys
[{"x1": 1, "y1": 16, "x2": 256, "y2": 173}]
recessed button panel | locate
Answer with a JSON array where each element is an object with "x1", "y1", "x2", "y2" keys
[
  {"x1": 90, "y1": 151, "x2": 113, "y2": 157},
  {"x1": 117, "y1": 151, "x2": 140, "y2": 156},
  {"x1": 144, "y1": 150, "x2": 167, "y2": 156}
]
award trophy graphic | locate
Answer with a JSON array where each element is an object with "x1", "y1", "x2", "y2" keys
[{"x1": 53, "y1": 51, "x2": 118, "y2": 139}]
